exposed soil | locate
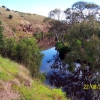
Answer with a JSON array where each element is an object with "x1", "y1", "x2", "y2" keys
[{"x1": 0, "y1": 81, "x2": 20, "y2": 100}]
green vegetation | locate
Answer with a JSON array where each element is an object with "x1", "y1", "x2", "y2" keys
[
  {"x1": 13, "y1": 81, "x2": 66, "y2": 100},
  {"x1": 55, "y1": 20, "x2": 100, "y2": 72},
  {"x1": 49, "y1": 1, "x2": 100, "y2": 73},
  {"x1": 0, "y1": 55, "x2": 67, "y2": 100},
  {"x1": 0, "y1": 56, "x2": 18, "y2": 81},
  {"x1": 0, "y1": 37, "x2": 43, "y2": 77},
  {"x1": 1, "y1": 1, "x2": 100, "y2": 99},
  {"x1": 64, "y1": 20, "x2": 100, "y2": 71},
  {"x1": 0, "y1": 20, "x2": 43, "y2": 78},
  {"x1": 55, "y1": 41, "x2": 71, "y2": 60}
]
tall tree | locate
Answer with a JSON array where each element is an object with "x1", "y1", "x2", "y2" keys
[
  {"x1": 64, "y1": 1, "x2": 100, "y2": 24},
  {"x1": 48, "y1": 8, "x2": 63, "y2": 20},
  {"x1": 85, "y1": 3, "x2": 100, "y2": 20},
  {"x1": 64, "y1": 8, "x2": 81, "y2": 24}
]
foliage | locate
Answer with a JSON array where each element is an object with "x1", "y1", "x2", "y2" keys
[
  {"x1": 49, "y1": 1, "x2": 100, "y2": 24},
  {"x1": 13, "y1": 82, "x2": 67, "y2": 100},
  {"x1": 16, "y1": 38, "x2": 43, "y2": 77},
  {"x1": 64, "y1": 20, "x2": 100, "y2": 71},
  {"x1": 55, "y1": 41, "x2": 71, "y2": 60},
  {"x1": 59, "y1": 46, "x2": 71, "y2": 60},
  {"x1": 9, "y1": 14, "x2": 13, "y2": 19},
  {"x1": 0, "y1": 37, "x2": 43, "y2": 78},
  {"x1": 48, "y1": 8, "x2": 62, "y2": 20},
  {"x1": 46, "y1": 20, "x2": 67, "y2": 42},
  {"x1": 55, "y1": 41, "x2": 63, "y2": 50}
]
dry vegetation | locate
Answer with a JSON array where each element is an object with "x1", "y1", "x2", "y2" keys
[{"x1": 0, "y1": 6, "x2": 49, "y2": 39}]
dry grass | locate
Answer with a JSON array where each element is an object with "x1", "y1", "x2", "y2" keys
[{"x1": 0, "y1": 6, "x2": 48, "y2": 39}]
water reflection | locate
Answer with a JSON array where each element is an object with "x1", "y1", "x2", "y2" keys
[{"x1": 40, "y1": 47, "x2": 57, "y2": 73}]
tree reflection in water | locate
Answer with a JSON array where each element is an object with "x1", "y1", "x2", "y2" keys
[{"x1": 46, "y1": 53, "x2": 100, "y2": 100}]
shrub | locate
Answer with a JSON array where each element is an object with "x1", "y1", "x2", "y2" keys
[
  {"x1": 55, "y1": 41, "x2": 63, "y2": 50},
  {"x1": 6, "y1": 8, "x2": 10, "y2": 11},
  {"x1": 2, "y1": 5, "x2": 6, "y2": 8},
  {"x1": 0, "y1": 37, "x2": 43, "y2": 78},
  {"x1": 9, "y1": 14, "x2": 13, "y2": 19},
  {"x1": 59, "y1": 46, "x2": 71, "y2": 60}
]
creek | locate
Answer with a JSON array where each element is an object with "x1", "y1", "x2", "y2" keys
[
  {"x1": 40, "y1": 47, "x2": 100, "y2": 100},
  {"x1": 40, "y1": 47, "x2": 57, "y2": 73}
]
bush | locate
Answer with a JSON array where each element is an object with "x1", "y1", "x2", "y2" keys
[
  {"x1": 2, "y1": 5, "x2": 6, "y2": 8},
  {"x1": 0, "y1": 37, "x2": 43, "y2": 78},
  {"x1": 6, "y1": 8, "x2": 10, "y2": 11},
  {"x1": 55, "y1": 41, "x2": 63, "y2": 50},
  {"x1": 9, "y1": 14, "x2": 13, "y2": 19}
]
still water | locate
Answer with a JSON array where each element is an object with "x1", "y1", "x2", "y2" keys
[
  {"x1": 40, "y1": 47, "x2": 81, "y2": 73},
  {"x1": 40, "y1": 47, "x2": 57, "y2": 73}
]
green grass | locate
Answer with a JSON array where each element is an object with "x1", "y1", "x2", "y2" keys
[
  {"x1": 13, "y1": 81, "x2": 67, "y2": 100},
  {"x1": 0, "y1": 56, "x2": 18, "y2": 80},
  {"x1": 0, "y1": 55, "x2": 68, "y2": 100}
]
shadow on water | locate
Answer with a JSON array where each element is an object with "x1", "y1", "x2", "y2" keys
[{"x1": 40, "y1": 47, "x2": 100, "y2": 100}]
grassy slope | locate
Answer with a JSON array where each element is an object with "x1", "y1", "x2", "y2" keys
[
  {"x1": 0, "y1": 6, "x2": 48, "y2": 39},
  {"x1": 0, "y1": 55, "x2": 68, "y2": 100}
]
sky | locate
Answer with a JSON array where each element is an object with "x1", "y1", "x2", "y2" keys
[{"x1": 0, "y1": 0, "x2": 100, "y2": 17}]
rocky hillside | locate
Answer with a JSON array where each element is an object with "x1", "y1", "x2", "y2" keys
[{"x1": 0, "y1": 6, "x2": 49, "y2": 39}]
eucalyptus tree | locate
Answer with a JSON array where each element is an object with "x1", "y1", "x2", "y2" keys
[
  {"x1": 64, "y1": 8, "x2": 81, "y2": 24},
  {"x1": 64, "y1": 20, "x2": 100, "y2": 72},
  {"x1": 64, "y1": 1, "x2": 100, "y2": 24},
  {"x1": 48, "y1": 8, "x2": 64, "y2": 21},
  {"x1": 72, "y1": 1, "x2": 87, "y2": 19},
  {"x1": 85, "y1": 2, "x2": 100, "y2": 21},
  {"x1": 48, "y1": 20, "x2": 68, "y2": 41}
]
